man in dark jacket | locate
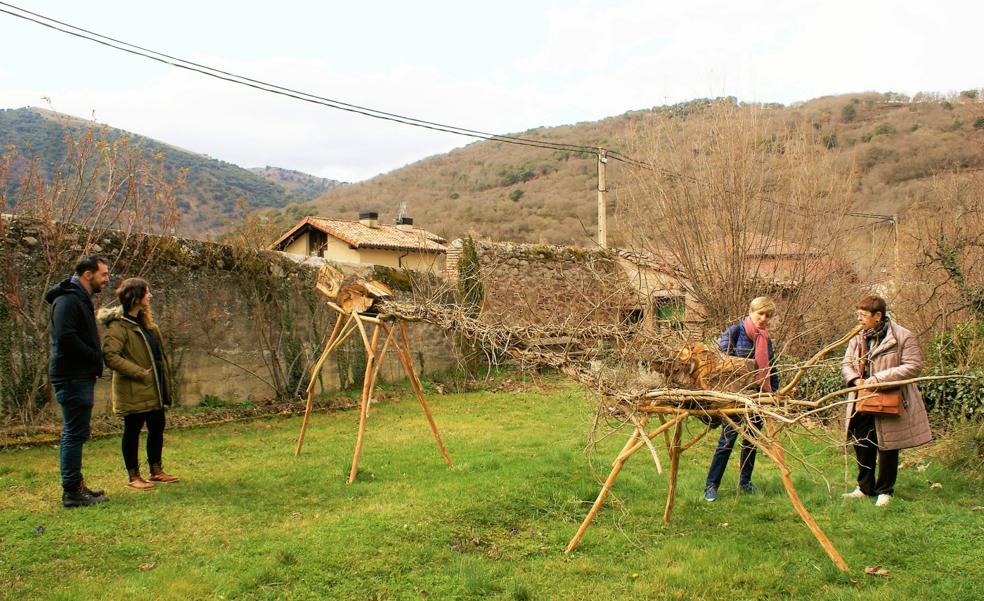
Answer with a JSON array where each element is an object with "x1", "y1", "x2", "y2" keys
[{"x1": 44, "y1": 255, "x2": 110, "y2": 507}]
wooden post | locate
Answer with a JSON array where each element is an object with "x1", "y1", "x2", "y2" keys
[
  {"x1": 394, "y1": 321, "x2": 452, "y2": 466},
  {"x1": 566, "y1": 429, "x2": 642, "y2": 555},
  {"x1": 662, "y1": 415, "x2": 686, "y2": 524},
  {"x1": 348, "y1": 323, "x2": 382, "y2": 484},
  {"x1": 597, "y1": 148, "x2": 608, "y2": 248}
]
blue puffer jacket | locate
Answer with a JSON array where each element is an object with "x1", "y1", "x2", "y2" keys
[{"x1": 719, "y1": 322, "x2": 779, "y2": 392}]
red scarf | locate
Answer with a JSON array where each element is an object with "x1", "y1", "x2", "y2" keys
[{"x1": 743, "y1": 316, "x2": 773, "y2": 392}]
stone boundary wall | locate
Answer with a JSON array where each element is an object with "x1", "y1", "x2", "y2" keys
[
  {"x1": 470, "y1": 241, "x2": 640, "y2": 328},
  {"x1": 0, "y1": 217, "x2": 455, "y2": 419}
]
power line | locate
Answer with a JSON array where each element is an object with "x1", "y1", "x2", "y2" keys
[
  {"x1": 0, "y1": 1, "x2": 604, "y2": 157},
  {"x1": 0, "y1": 2, "x2": 895, "y2": 224}
]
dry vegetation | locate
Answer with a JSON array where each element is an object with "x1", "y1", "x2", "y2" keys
[{"x1": 279, "y1": 91, "x2": 983, "y2": 250}]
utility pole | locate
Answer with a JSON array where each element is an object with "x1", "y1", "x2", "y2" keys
[{"x1": 597, "y1": 148, "x2": 608, "y2": 248}]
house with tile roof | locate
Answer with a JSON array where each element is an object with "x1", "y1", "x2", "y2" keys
[{"x1": 269, "y1": 212, "x2": 448, "y2": 274}]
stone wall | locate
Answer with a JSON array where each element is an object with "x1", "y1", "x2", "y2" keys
[
  {"x1": 0, "y1": 217, "x2": 455, "y2": 419},
  {"x1": 470, "y1": 241, "x2": 640, "y2": 328}
]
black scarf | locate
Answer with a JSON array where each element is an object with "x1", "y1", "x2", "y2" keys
[{"x1": 860, "y1": 317, "x2": 890, "y2": 376}]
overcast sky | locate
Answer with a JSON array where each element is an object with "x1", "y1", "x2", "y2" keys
[{"x1": 1, "y1": 0, "x2": 980, "y2": 182}]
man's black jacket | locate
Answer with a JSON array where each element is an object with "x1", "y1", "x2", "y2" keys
[{"x1": 44, "y1": 278, "x2": 103, "y2": 379}]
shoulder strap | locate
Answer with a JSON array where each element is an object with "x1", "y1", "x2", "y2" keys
[{"x1": 727, "y1": 323, "x2": 741, "y2": 354}]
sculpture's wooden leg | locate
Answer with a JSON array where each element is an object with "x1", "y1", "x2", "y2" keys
[
  {"x1": 662, "y1": 415, "x2": 686, "y2": 525},
  {"x1": 681, "y1": 423, "x2": 711, "y2": 451},
  {"x1": 566, "y1": 429, "x2": 642, "y2": 555},
  {"x1": 627, "y1": 414, "x2": 662, "y2": 474},
  {"x1": 655, "y1": 414, "x2": 672, "y2": 454},
  {"x1": 393, "y1": 321, "x2": 452, "y2": 467},
  {"x1": 348, "y1": 323, "x2": 381, "y2": 484},
  {"x1": 568, "y1": 413, "x2": 688, "y2": 555},
  {"x1": 616, "y1": 412, "x2": 689, "y2": 464},
  {"x1": 295, "y1": 315, "x2": 348, "y2": 457},
  {"x1": 764, "y1": 420, "x2": 849, "y2": 573},
  {"x1": 363, "y1": 326, "x2": 394, "y2": 417}
]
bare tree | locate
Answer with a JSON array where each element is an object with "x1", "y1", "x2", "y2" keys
[
  {"x1": 0, "y1": 126, "x2": 181, "y2": 422},
  {"x1": 617, "y1": 101, "x2": 860, "y2": 350},
  {"x1": 899, "y1": 174, "x2": 984, "y2": 335}
]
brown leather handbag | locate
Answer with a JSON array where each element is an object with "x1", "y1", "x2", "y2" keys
[{"x1": 856, "y1": 387, "x2": 902, "y2": 416}]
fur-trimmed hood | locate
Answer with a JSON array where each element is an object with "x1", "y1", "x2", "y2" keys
[{"x1": 97, "y1": 305, "x2": 126, "y2": 326}]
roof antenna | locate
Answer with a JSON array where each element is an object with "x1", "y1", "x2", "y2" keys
[{"x1": 397, "y1": 202, "x2": 408, "y2": 223}]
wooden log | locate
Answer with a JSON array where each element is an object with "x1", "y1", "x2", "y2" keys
[
  {"x1": 348, "y1": 323, "x2": 382, "y2": 484},
  {"x1": 638, "y1": 406, "x2": 752, "y2": 416},
  {"x1": 394, "y1": 321, "x2": 453, "y2": 467},
  {"x1": 315, "y1": 264, "x2": 345, "y2": 299},
  {"x1": 764, "y1": 420, "x2": 849, "y2": 573},
  {"x1": 565, "y1": 429, "x2": 643, "y2": 555},
  {"x1": 662, "y1": 415, "x2": 686, "y2": 524}
]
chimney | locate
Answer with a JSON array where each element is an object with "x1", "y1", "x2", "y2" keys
[
  {"x1": 395, "y1": 216, "x2": 414, "y2": 231},
  {"x1": 358, "y1": 210, "x2": 379, "y2": 229}
]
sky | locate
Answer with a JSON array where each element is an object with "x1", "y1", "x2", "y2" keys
[{"x1": 0, "y1": 0, "x2": 980, "y2": 182}]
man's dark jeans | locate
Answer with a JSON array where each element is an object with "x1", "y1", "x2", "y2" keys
[
  {"x1": 53, "y1": 378, "x2": 96, "y2": 491},
  {"x1": 705, "y1": 416, "x2": 762, "y2": 489}
]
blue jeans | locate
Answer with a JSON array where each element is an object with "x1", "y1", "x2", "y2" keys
[
  {"x1": 53, "y1": 378, "x2": 96, "y2": 491},
  {"x1": 705, "y1": 416, "x2": 762, "y2": 489}
]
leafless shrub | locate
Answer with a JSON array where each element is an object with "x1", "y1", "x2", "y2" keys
[
  {"x1": 617, "y1": 101, "x2": 862, "y2": 352},
  {"x1": 0, "y1": 127, "x2": 181, "y2": 422}
]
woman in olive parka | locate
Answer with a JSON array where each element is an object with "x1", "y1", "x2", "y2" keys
[{"x1": 99, "y1": 277, "x2": 179, "y2": 489}]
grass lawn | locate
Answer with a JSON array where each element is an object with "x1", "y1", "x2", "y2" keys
[{"x1": 1, "y1": 380, "x2": 981, "y2": 600}]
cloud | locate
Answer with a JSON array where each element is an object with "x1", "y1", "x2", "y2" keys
[{"x1": 1, "y1": 0, "x2": 980, "y2": 182}]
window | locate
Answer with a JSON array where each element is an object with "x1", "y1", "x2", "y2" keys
[{"x1": 653, "y1": 295, "x2": 686, "y2": 326}]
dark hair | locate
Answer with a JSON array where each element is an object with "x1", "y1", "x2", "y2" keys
[
  {"x1": 856, "y1": 294, "x2": 887, "y2": 318},
  {"x1": 75, "y1": 255, "x2": 108, "y2": 276},
  {"x1": 117, "y1": 277, "x2": 149, "y2": 315}
]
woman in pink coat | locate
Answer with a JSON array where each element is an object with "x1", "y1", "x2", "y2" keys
[{"x1": 841, "y1": 294, "x2": 932, "y2": 507}]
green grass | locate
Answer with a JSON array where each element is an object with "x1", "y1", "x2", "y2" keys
[{"x1": 1, "y1": 383, "x2": 981, "y2": 600}]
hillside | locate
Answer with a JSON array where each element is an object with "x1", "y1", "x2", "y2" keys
[
  {"x1": 276, "y1": 91, "x2": 984, "y2": 245},
  {"x1": 0, "y1": 107, "x2": 327, "y2": 238},
  {"x1": 249, "y1": 166, "x2": 342, "y2": 200}
]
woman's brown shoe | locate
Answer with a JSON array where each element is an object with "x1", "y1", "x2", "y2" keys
[
  {"x1": 149, "y1": 463, "x2": 179, "y2": 483},
  {"x1": 127, "y1": 469, "x2": 154, "y2": 490}
]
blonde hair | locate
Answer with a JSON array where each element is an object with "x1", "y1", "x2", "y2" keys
[{"x1": 748, "y1": 296, "x2": 776, "y2": 315}]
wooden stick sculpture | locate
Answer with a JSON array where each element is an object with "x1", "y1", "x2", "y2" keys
[
  {"x1": 294, "y1": 265, "x2": 452, "y2": 483},
  {"x1": 292, "y1": 278, "x2": 965, "y2": 572}
]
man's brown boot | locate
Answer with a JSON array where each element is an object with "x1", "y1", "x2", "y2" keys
[
  {"x1": 127, "y1": 468, "x2": 154, "y2": 490},
  {"x1": 149, "y1": 463, "x2": 179, "y2": 483}
]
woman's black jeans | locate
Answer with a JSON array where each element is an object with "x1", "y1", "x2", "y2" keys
[
  {"x1": 848, "y1": 412, "x2": 899, "y2": 496},
  {"x1": 121, "y1": 409, "x2": 165, "y2": 471}
]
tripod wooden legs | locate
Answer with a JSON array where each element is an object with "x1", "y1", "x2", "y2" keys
[
  {"x1": 565, "y1": 412, "x2": 849, "y2": 573},
  {"x1": 295, "y1": 312, "x2": 452, "y2": 484}
]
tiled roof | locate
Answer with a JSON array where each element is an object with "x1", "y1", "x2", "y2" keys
[{"x1": 272, "y1": 217, "x2": 448, "y2": 253}]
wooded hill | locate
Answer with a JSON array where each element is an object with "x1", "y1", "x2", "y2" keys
[
  {"x1": 275, "y1": 91, "x2": 983, "y2": 245},
  {"x1": 0, "y1": 107, "x2": 340, "y2": 238}
]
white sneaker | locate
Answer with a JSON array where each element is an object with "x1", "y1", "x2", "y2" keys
[
  {"x1": 875, "y1": 494, "x2": 892, "y2": 507},
  {"x1": 842, "y1": 487, "x2": 866, "y2": 499}
]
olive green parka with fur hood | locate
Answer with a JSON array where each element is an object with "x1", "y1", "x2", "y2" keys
[{"x1": 98, "y1": 307, "x2": 172, "y2": 416}]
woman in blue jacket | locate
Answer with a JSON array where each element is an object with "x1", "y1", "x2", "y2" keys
[{"x1": 703, "y1": 296, "x2": 779, "y2": 502}]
